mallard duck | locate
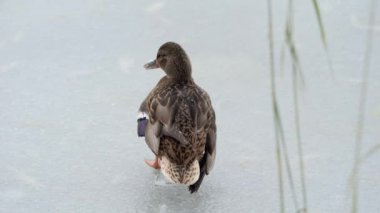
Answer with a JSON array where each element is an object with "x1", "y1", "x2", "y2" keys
[{"x1": 137, "y1": 42, "x2": 216, "y2": 193}]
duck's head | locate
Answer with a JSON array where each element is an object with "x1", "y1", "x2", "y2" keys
[{"x1": 144, "y1": 42, "x2": 192, "y2": 80}]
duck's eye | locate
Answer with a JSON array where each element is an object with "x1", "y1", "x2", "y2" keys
[{"x1": 157, "y1": 54, "x2": 165, "y2": 58}]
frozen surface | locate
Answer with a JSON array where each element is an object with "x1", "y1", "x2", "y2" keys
[{"x1": 0, "y1": 0, "x2": 380, "y2": 212}]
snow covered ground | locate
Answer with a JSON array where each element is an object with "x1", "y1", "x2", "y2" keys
[{"x1": 0, "y1": 0, "x2": 379, "y2": 212}]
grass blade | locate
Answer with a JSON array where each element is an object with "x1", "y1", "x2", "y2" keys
[
  {"x1": 274, "y1": 102, "x2": 300, "y2": 211},
  {"x1": 292, "y1": 63, "x2": 308, "y2": 213},
  {"x1": 267, "y1": 1, "x2": 285, "y2": 212},
  {"x1": 285, "y1": 1, "x2": 305, "y2": 88},
  {"x1": 280, "y1": 42, "x2": 286, "y2": 76},
  {"x1": 311, "y1": 0, "x2": 335, "y2": 79},
  {"x1": 351, "y1": 0, "x2": 377, "y2": 212},
  {"x1": 360, "y1": 144, "x2": 380, "y2": 163},
  {"x1": 311, "y1": 0, "x2": 327, "y2": 48}
]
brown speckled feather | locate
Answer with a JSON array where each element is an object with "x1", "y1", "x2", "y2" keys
[{"x1": 140, "y1": 76, "x2": 215, "y2": 164}]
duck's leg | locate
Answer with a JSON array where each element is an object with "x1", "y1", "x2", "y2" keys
[{"x1": 144, "y1": 157, "x2": 161, "y2": 169}]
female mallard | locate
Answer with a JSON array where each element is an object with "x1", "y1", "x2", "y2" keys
[{"x1": 137, "y1": 42, "x2": 216, "y2": 193}]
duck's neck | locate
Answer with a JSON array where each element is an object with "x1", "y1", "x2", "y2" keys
[
  {"x1": 172, "y1": 71, "x2": 192, "y2": 82},
  {"x1": 167, "y1": 75, "x2": 193, "y2": 84},
  {"x1": 166, "y1": 56, "x2": 192, "y2": 82}
]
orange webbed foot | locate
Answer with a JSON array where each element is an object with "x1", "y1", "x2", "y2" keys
[{"x1": 144, "y1": 157, "x2": 160, "y2": 169}]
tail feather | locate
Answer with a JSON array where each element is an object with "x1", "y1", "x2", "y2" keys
[
  {"x1": 160, "y1": 156, "x2": 200, "y2": 186},
  {"x1": 188, "y1": 151, "x2": 207, "y2": 193}
]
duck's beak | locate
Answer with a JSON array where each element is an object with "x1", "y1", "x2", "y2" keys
[{"x1": 144, "y1": 59, "x2": 159, "y2": 70}]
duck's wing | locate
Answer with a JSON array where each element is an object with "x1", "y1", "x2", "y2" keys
[
  {"x1": 192, "y1": 88, "x2": 217, "y2": 174},
  {"x1": 189, "y1": 91, "x2": 216, "y2": 193},
  {"x1": 144, "y1": 118, "x2": 162, "y2": 155},
  {"x1": 189, "y1": 111, "x2": 216, "y2": 193},
  {"x1": 143, "y1": 85, "x2": 190, "y2": 154},
  {"x1": 205, "y1": 108, "x2": 216, "y2": 174}
]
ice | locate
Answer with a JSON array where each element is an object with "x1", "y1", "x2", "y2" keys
[
  {"x1": 154, "y1": 172, "x2": 179, "y2": 187},
  {"x1": 0, "y1": 0, "x2": 379, "y2": 213}
]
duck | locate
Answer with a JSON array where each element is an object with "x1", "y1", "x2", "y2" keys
[{"x1": 137, "y1": 42, "x2": 216, "y2": 193}]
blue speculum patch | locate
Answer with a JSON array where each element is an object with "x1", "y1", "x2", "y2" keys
[{"x1": 137, "y1": 117, "x2": 148, "y2": 137}]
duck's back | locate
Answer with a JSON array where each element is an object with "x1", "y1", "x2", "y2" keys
[{"x1": 147, "y1": 77, "x2": 214, "y2": 164}]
